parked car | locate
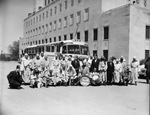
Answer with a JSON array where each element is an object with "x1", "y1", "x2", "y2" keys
[{"x1": 138, "y1": 64, "x2": 146, "y2": 79}]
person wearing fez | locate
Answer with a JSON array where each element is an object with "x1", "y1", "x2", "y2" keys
[{"x1": 7, "y1": 65, "x2": 23, "y2": 89}]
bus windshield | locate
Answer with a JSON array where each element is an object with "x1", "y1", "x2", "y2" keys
[
  {"x1": 68, "y1": 45, "x2": 80, "y2": 54},
  {"x1": 80, "y1": 45, "x2": 89, "y2": 55},
  {"x1": 62, "y1": 45, "x2": 89, "y2": 55}
]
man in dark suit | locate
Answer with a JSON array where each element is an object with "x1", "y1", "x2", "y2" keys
[
  {"x1": 107, "y1": 57, "x2": 115, "y2": 85},
  {"x1": 90, "y1": 54, "x2": 100, "y2": 72},
  {"x1": 7, "y1": 65, "x2": 23, "y2": 89},
  {"x1": 71, "y1": 56, "x2": 80, "y2": 75}
]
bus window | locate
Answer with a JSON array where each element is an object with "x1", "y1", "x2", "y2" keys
[
  {"x1": 68, "y1": 45, "x2": 80, "y2": 54},
  {"x1": 57, "y1": 45, "x2": 61, "y2": 53},
  {"x1": 46, "y1": 46, "x2": 50, "y2": 52},
  {"x1": 62, "y1": 45, "x2": 67, "y2": 54},
  {"x1": 80, "y1": 45, "x2": 89, "y2": 55},
  {"x1": 51, "y1": 46, "x2": 54, "y2": 52}
]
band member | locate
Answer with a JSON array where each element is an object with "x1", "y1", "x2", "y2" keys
[
  {"x1": 130, "y1": 57, "x2": 139, "y2": 85},
  {"x1": 90, "y1": 68, "x2": 101, "y2": 86},
  {"x1": 90, "y1": 54, "x2": 100, "y2": 72},
  {"x1": 107, "y1": 57, "x2": 115, "y2": 85},
  {"x1": 114, "y1": 59, "x2": 121, "y2": 84},
  {"x1": 7, "y1": 65, "x2": 23, "y2": 89},
  {"x1": 145, "y1": 57, "x2": 150, "y2": 83},
  {"x1": 71, "y1": 56, "x2": 80, "y2": 75},
  {"x1": 67, "y1": 65, "x2": 76, "y2": 86},
  {"x1": 23, "y1": 53, "x2": 32, "y2": 83},
  {"x1": 99, "y1": 57, "x2": 107, "y2": 85},
  {"x1": 40, "y1": 51, "x2": 44, "y2": 60}
]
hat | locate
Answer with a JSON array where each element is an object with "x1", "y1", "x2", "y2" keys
[{"x1": 16, "y1": 65, "x2": 20, "y2": 69}]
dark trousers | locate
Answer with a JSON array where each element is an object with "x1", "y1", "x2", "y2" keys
[
  {"x1": 146, "y1": 72, "x2": 150, "y2": 83},
  {"x1": 107, "y1": 73, "x2": 113, "y2": 85},
  {"x1": 9, "y1": 80, "x2": 21, "y2": 89}
]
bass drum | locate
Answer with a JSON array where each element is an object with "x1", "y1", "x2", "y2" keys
[{"x1": 80, "y1": 76, "x2": 90, "y2": 86}]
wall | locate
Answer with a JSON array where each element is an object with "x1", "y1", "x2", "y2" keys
[{"x1": 129, "y1": 5, "x2": 150, "y2": 62}]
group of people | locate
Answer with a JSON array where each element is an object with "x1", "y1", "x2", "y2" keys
[{"x1": 7, "y1": 52, "x2": 150, "y2": 89}]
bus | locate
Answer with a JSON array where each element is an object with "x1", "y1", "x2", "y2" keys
[{"x1": 24, "y1": 39, "x2": 89, "y2": 60}]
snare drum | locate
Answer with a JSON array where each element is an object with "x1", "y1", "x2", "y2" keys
[
  {"x1": 91, "y1": 74, "x2": 101, "y2": 85},
  {"x1": 80, "y1": 76, "x2": 90, "y2": 86}
]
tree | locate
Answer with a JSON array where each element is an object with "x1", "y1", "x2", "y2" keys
[{"x1": 8, "y1": 40, "x2": 19, "y2": 61}]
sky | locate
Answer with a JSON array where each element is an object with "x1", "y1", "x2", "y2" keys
[{"x1": 0, "y1": 0, "x2": 34, "y2": 53}]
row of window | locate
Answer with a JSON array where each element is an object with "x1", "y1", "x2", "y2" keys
[
  {"x1": 22, "y1": 26, "x2": 110, "y2": 46},
  {"x1": 25, "y1": 0, "x2": 82, "y2": 28},
  {"x1": 23, "y1": 25, "x2": 150, "y2": 46},
  {"x1": 25, "y1": 8, "x2": 89, "y2": 37},
  {"x1": 45, "y1": 0, "x2": 81, "y2": 6}
]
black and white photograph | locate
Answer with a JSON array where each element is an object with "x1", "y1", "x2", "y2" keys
[{"x1": 0, "y1": 0, "x2": 150, "y2": 115}]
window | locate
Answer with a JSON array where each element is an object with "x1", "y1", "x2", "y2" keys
[
  {"x1": 93, "y1": 50, "x2": 97, "y2": 56},
  {"x1": 39, "y1": 40, "x2": 41, "y2": 44},
  {"x1": 43, "y1": 13, "x2": 44, "y2": 20},
  {"x1": 64, "y1": 16, "x2": 67, "y2": 28},
  {"x1": 36, "y1": 28, "x2": 38, "y2": 36},
  {"x1": 49, "y1": 38, "x2": 52, "y2": 42},
  {"x1": 54, "y1": 20, "x2": 57, "y2": 31},
  {"x1": 39, "y1": 27, "x2": 41, "y2": 34},
  {"x1": 146, "y1": 25, "x2": 150, "y2": 39},
  {"x1": 77, "y1": 32, "x2": 80, "y2": 39},
  {"x1": 65, "y1": 0, "x2": 67, "y2": 9},
  {"x1": 46, "y1": 11, "x2": 48, "y2": 18},
  {"x1": 136, "y1": 0, "x2": 139, "y2": 4},
  {"x1": 45, "y1": 0, "x2": 47, "y2": 6},
  {"x1": 55, "y1": 6, "x2": 57, "y2": 14},
  {"x1": 54, "y1": 37, "x2": 56, "y2": 42},
  {"x1": 50, "y1": 9, "x2": 52, "y2": 16},
  {"x1": 64, "y1": 35, "x2": 67, "y2": 40},
  {"x1": 70, "y1": 14, "x2": 74, "y2": 26},
  {"x1": 84, "y1": 30, "x2": 88, "y2": 42},
  {"x1": 58, "y1": 19, "x2": 61, "y2": 29},
  {"x1": 45, "y1": 39, "x2": 48, "y2": 43},
  {"x1": 77, "y1": 11, "x2": 81, "y2": 23},
  {"x1": 42, "y1": 39, "x2": 44, "y2": 44},
  {"x1": 144, "y1": 0, "x2": 147, "y2": 7},
  {"x1": 62, "y1": 45, "x2": 67, "y2": 54},
  {"x1": 59, "y1": 4, "x2": 62, "y2": 12},
  {"x1": 59, "y1": 36, "x2": 61, "y2": 41},
  {"x1": 49, "y1": 22, "x2": 52, "y2": 32},
  {"x1": 70, "y1": 33, "x2": 73, "y2": 39},
  {"x1": 145, "y1": 50, "x2": 149, "y2": 59},
  {"x1": 84, "y1": 8, "x2": 89, "y2": 21},
  {"x1": 36, "y1": 41, "x2": 37, "y2": 45},
  {"x1": 71, "y1": 0, "x2": 74, "y2": 6},
  {"x1": 39, "y1": 15, "x2": 41, "y2": 21},
  {"x1": 93, "y1": 28, "x2": 98, "y2": 41},
  {"x1": 36, "y1": 16, "x2": 38, "y2": 23},
  {"x1": 42, "y1": 25, "x2": 45, "y2": 34},
  {"x1": 33, "y1": 18, "x2": 35, "y2": 24},
  {"x1": 48, "y1": 0, "x2": 50, "y2": 4},
  {"x1": 104, "y1": 26, "x2": 109, "y2": 40},
  {"x1": 78, "y1": 0, "x2": 81, "y2": 3},
  {"x1": 103, "y1": 50, "x2": 108, "y2": 61},
  {"x1": 46, "y1": 24, "x2": 48, "y2": 33}
]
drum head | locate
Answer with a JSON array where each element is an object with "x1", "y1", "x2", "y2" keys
[
  {"x1": 93, "y1": 75, "x2": 99, "y2": 80},
  {"x1": 80, "y1": 76, "x2": 90, "y2": 86}
]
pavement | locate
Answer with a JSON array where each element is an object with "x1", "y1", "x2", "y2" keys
[{"x1": 0, "y1": 61, "x2": 149, "y2": 115}]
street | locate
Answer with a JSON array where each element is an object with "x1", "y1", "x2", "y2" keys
[{"x1": 0, "y1": 61, "x2": 149, "y2": 115}]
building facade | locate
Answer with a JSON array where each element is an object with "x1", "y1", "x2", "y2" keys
[{"x1": 19, "y1": 0, "x2": 150, "y2": 63}]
